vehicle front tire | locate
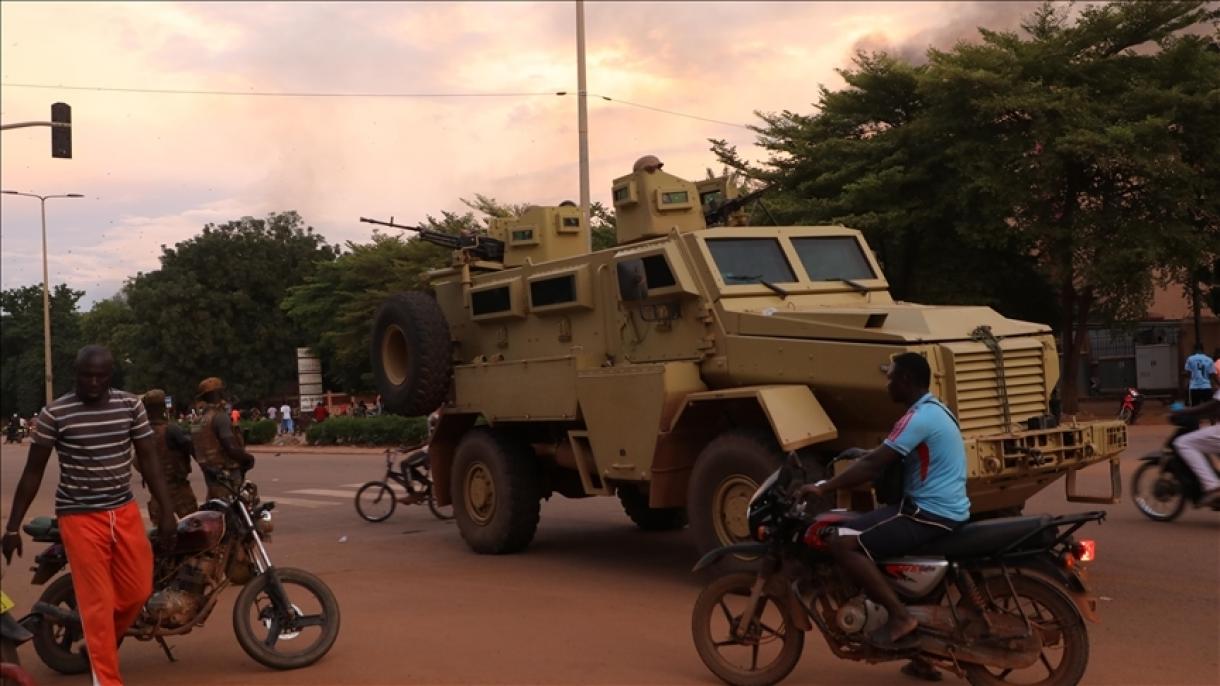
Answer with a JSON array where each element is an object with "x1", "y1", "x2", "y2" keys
[
  {"x1": 370, "y1": 291, "x2": 452, "y2": 417},
  {"x1": 688, "y1": 431, "x2": 783, "y2": 564},
  {"x1": 618, "y1": 487, "x2": 687, "y2": 531},
  {"x1": 691, "y1": 571, "x2": 805, "y2": 686},
  {"x1": 232, "y1": 567, "x2": 340, "y2": 670},
  {"x1": 451, "y1": 428, "x2": 542, "y2": 554}
]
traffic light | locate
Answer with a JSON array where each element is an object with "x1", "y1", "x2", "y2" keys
[{"x1": 51, "y1": 102, "x2": 71, "y2": 158}]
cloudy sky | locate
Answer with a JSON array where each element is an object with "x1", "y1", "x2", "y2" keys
[{"x1": 0, "y1": 1, "x2": 1041, "y2": 307}]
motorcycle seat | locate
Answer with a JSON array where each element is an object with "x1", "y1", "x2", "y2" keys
[
  {"x1": 22, "y1": 516, "x2": 60, "y2": 542},
  {"x1": 912, "y1": 515, "x2": 1054, "y2": 558}
]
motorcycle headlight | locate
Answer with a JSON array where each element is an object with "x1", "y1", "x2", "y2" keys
[{"x1": 255, "y1": 510, "x2": 274, "y2": 536}]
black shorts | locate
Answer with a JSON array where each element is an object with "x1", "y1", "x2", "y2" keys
[
  {"x1": 840, "y1": 501, "x2": 961, "y2": 561},
  {"x1": 1189, "y1": 388, "x2": 1214, "y2": 407}
]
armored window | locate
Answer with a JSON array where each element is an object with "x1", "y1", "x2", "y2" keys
[
  {"x1": 530, "y1": 274, "x2": 577, "y2": 307},
  {"x1": 562, "y1": 216, "x2": 580, "y2": 228},
  {"x1": 706, "y1": 238, "x2": 796, "y2": 284},
  {"x1": 616, "y1": 255, "x2": 677, "y2": 302},
  {"x1": 471, "y1": 286, "x2": 512, "y2": 315},
  {"x1": 661, "y1": 191, "x2": 689, "y2": 204},
  {"x1": 642, "y1": 255, "x2": 676, "y2": 289},
  {"x1": 512, "y1": 229, "x2": 534, "y2": 242},
  {"x1": 792, "y1": 237, "x2": 875, "y2": 281}
]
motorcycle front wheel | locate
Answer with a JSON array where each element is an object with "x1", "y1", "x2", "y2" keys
[
  {"x1": 233, "y1": 567, "x2": 340, "y2": 670},
  {"x1": 1132, "y1": 462, "x2": 1187, "y2": 522},
  {"x1": 691, "y1": 572, "x2": 804, "y2": 686}
]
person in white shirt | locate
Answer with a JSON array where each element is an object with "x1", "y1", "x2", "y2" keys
[{"x1": 279, "y1": 403, "x2": 293, "y2": 435}]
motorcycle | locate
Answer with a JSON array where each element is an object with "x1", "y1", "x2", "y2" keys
[
  {"x1": 20, "y1": 468, "x2": 339, "y2": 674},
  {"x1": 1117, "y1": 388, "x2": 1143, "y2": 425},
  {"x1": 1132, "y1": 413, "x2": 1220, "y2": 521},
  {"x1": 691, "y1": 453, "x2": 1104, "y2": 686}
]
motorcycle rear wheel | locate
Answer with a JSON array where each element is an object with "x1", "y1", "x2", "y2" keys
[
  {"x1": 233, "y1": 567, "x2": 340, "y2": 670},
  {"x1": 30, "y1": 575, "x2": 89, "y2": 675},
  {"x1": 1132, "y1": 462, "x2": 1187, "y2": 522},
  {"x1": 964, "y1": 575, "x2": 1088, "y2": 686},
  {"x1": 691, "y1": 572, "x2": 804, "y2": 686}
]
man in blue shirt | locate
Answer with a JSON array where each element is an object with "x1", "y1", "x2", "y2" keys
[
  {"x1": 1185, "y1": 343, "x2": 1215, "y2": 408},
  {"x1": 801, "y1": 352, "x2": 971, "y2": 652}
]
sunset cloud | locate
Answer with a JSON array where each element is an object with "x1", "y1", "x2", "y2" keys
[{"x1": 1, "y1": 1, "x2": 1038, "y2": 306}]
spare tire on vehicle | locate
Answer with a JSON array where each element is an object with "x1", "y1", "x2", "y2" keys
[{"x1": 370, "y1": 291, "x2": 452, "y2": 416}]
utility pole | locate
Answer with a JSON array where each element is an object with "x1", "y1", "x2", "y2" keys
[{"x1": 576, "y1": 0, "x2": 592, "y2": 250}]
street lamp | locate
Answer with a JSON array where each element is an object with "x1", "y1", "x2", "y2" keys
[{"x1": 1, "y1": 190, "x2": 84, "y2": 406}]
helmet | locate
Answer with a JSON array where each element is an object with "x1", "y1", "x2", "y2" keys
[
  {"x1": 142, "y1": 389, "x2": 167, "y2": 407},
  {"x1": 196, "y1": 377, "x2": 224, "y2": 398},
  {"x1": 632, "y1": 155, "x2": 663, "y2": 173}
]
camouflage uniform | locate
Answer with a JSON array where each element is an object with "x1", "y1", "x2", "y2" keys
[
  {"x1": 192, "y1": 400, "x2": 247, "y2": 500},
  {"x1": 136, "y1": 390, "x2": 199, "y2": 522}
]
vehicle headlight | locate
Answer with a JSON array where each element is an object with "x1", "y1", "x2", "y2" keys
[{"x1": 256, "y1": 510, "x2": 274, "y2": 536}]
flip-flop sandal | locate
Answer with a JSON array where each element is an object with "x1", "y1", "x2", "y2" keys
[
  {"x1": 868, "y1": 625, "x2": 920, "y2": 651},
  {"x1": 900, "y1": 660, "x2": 943, "y2": 682}
]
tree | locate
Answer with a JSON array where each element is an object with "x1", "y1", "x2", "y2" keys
[
  {"x1": 80, "y1": 294, "x2": 139, "y2": 391},
  {"x1": 716, "y1": 1, "x2": 1220, "y2": 411},
  {"x1": 122, "y1": 212, "x2": 337, "y2": 405},
  {"x1": 0, "y1": 284, "x2": 84, "y2": 416}
]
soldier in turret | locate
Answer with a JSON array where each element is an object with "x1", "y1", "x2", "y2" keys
[
  {"x1": 191, "y1": 377, "x2": 256, "y2": 499},
  {"x1": 136, "y1": 389, "x2": 199, "y2": 521}
]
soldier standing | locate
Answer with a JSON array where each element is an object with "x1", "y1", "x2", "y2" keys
[
  {"x1": 191, "y1": 378, "x2": 256, "y2": 499},
  {"x1": 136, "y1": 389, "x2": 199, "y2": 520}
]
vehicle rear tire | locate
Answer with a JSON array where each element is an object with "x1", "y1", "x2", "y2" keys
[
  {"x1": 691, "y1": 571, "x2": 805, "y2": 686},
  {"x1": 1131, "y1": 462, "x2": 1187, "y2": 522},
  {"x1": 31, "y1": 575, "x2": 89, "y2": 675},
  {"x1": 688, "y1": 431, "x2": 783, "y2": 566},
  {"x1": 370, "y1": 291, "x2": 452, "y2": 417},
  {"x1": 354, "y1": 481, "x2": 396, "y2": 523},
  {"x1": 618, "y1": 487, "x2": 687, "y2": 531},
  {"x1": 233, "y1": 567, "x2": 340, "y2": 670},
  {"x1": 964, "y1": 575, "x2": 1088, "y2": 686},
  {"x1": 451, "y1": 428, "x2": 541, "y2": 554}
]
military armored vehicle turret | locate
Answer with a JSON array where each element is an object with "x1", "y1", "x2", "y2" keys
[{"x1": 370, "y1": 156, "x2": 1126, "y2": 557}]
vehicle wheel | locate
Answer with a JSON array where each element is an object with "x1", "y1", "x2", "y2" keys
[
  {"x1": 688, "y1": 431, "x2": 783, "y2": 565},
  {"x1": 354, "y1": 481, "x2": 396, "y2": 523},
  {"x1": 451, "y1": 428, "x2": 541, "y2": 554},
  {"x1": 618, "y1": 487, "x2": 687, "y2": 531},
  {"x1": 31, "y1": 574, "x2": 89, "y2": 675},
  {"x1": 427, "y1": 489, "x2": 455, "y2": 521},
  {"x1": 1117, "y1": 407, "x2": 1132, "y2": 424},
  {"x1": 1131, "y1": 462, "x2": 1186, "y2": 522},
  {"x1": 692, "y1": 572, "x2": 805, "y2": 686},
  {"x1": 370, "y1": 291, "x2": 452, "y2": 417},
  {"x1": 233, "y1": 567, "x2": 340, "y2": 670},
  {"x1": 964, "y1": 575, "x2": 1088, "y2": 686}
]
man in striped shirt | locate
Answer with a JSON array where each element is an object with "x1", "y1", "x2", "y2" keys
[{"x1": 3, "y1": 345, "x2": 176, "y2": 686}]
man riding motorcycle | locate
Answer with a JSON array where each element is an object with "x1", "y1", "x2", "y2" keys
[
  {"x1": 1171, "y1": 386, "x2": 1220, "y2": 506},
  {"x1": 799, "y1": 352, "x2": 970, "y2": 654}
]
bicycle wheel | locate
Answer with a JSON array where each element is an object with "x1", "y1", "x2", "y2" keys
[
  {"x1": 355, "y1": 481, "x2": 396, "y2": 522},
  {"x1": 427, "y1": 489, "x2": 454, "y2": 521}
]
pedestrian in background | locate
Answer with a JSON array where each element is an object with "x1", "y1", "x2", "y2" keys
[
  {"x1": 267, "y1": 404, "x2": 277, "y2": 424},
  {"x1": 279, "y1": 401, "x2": 293, "y2": 435},
  {"x1": 1185, "y1": 343, "x2": 1215, "y2": 407},
  {"x1": 313, "y1": 401, "x2": 329, "y2": 424},
  {"x1": 3, "y1": 345, "x2": 177, "y2": 686}
]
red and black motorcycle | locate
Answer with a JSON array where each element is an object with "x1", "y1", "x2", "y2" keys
[
  {"x1": 691, "y1": 454, "x2": 1104, "y2": 686},
  {"x1": 1117, "y1": 388, "x2": 1143, "y2": 425},
  {"x1": 18, "y1": 468, "x2": 339, "y2": 675}
]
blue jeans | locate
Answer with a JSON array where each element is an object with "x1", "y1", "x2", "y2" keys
[{"x1": 281, "y1": 418, "x2": 294, "y2": 434}]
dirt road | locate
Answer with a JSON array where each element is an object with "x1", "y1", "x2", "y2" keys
[{"x1": 1, "y1": 425, "x2": 1215, "y2": 685}]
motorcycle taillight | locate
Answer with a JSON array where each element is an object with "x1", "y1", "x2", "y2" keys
[{"x1": 1072, "y1": 539, "x2": 1096, "y2": 563}]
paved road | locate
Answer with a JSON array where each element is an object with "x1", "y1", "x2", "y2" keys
[{"x1": 1, "y1": 426, "x2": 1216, "y2": 685}]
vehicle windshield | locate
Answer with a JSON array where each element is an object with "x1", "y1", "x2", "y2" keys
[
  {"x1": 706, "y1": 238, "x2": 796, "y2": 285},
  {"x1": 791, "y1": 237, "x2": 876, "y2": 282}
]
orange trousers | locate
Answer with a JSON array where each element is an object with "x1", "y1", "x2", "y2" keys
[{"x1": 58, "y1": 501, "x2": 154, "y2": 686}]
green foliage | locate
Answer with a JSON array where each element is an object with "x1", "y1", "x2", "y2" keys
[
  {"x1": 716, "y1": 1, "x2": 1220, "y2": 409},
  {"x1": 0, "y1": 284, "x2": 85, "y2": 416},
  {"x1": 305, "y1": 415, "x2": 428, "y2": 446},
  {"x1": 80, "y1": 294, "x2": 138, "y2": 391},
  {"x1": 122, "y1": 212, "x2": 338, "y2": 405},
  {"x1": 238, "y1": 419, "x2": 278, "y2": 445}
]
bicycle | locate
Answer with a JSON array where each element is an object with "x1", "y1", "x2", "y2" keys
[{"x1": 355, "y1": 444, "x2": 453, "y2": 522}]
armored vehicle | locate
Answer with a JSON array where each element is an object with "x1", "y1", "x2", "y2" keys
[{"x1": 370, "y1": 157, "x2": 1126, "y2": 557}]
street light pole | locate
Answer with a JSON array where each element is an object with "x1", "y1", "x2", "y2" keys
[
  {"x1": 1, "y1": 190, "x2": 84, "y2": 406},
  {"x1": 576, "y1": 0, "x2": 591, "y2": 250}
]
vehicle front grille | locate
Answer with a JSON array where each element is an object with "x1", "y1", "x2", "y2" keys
[{"x1": 952, "y1": 344, "x2": 1047, "y2": 435}]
